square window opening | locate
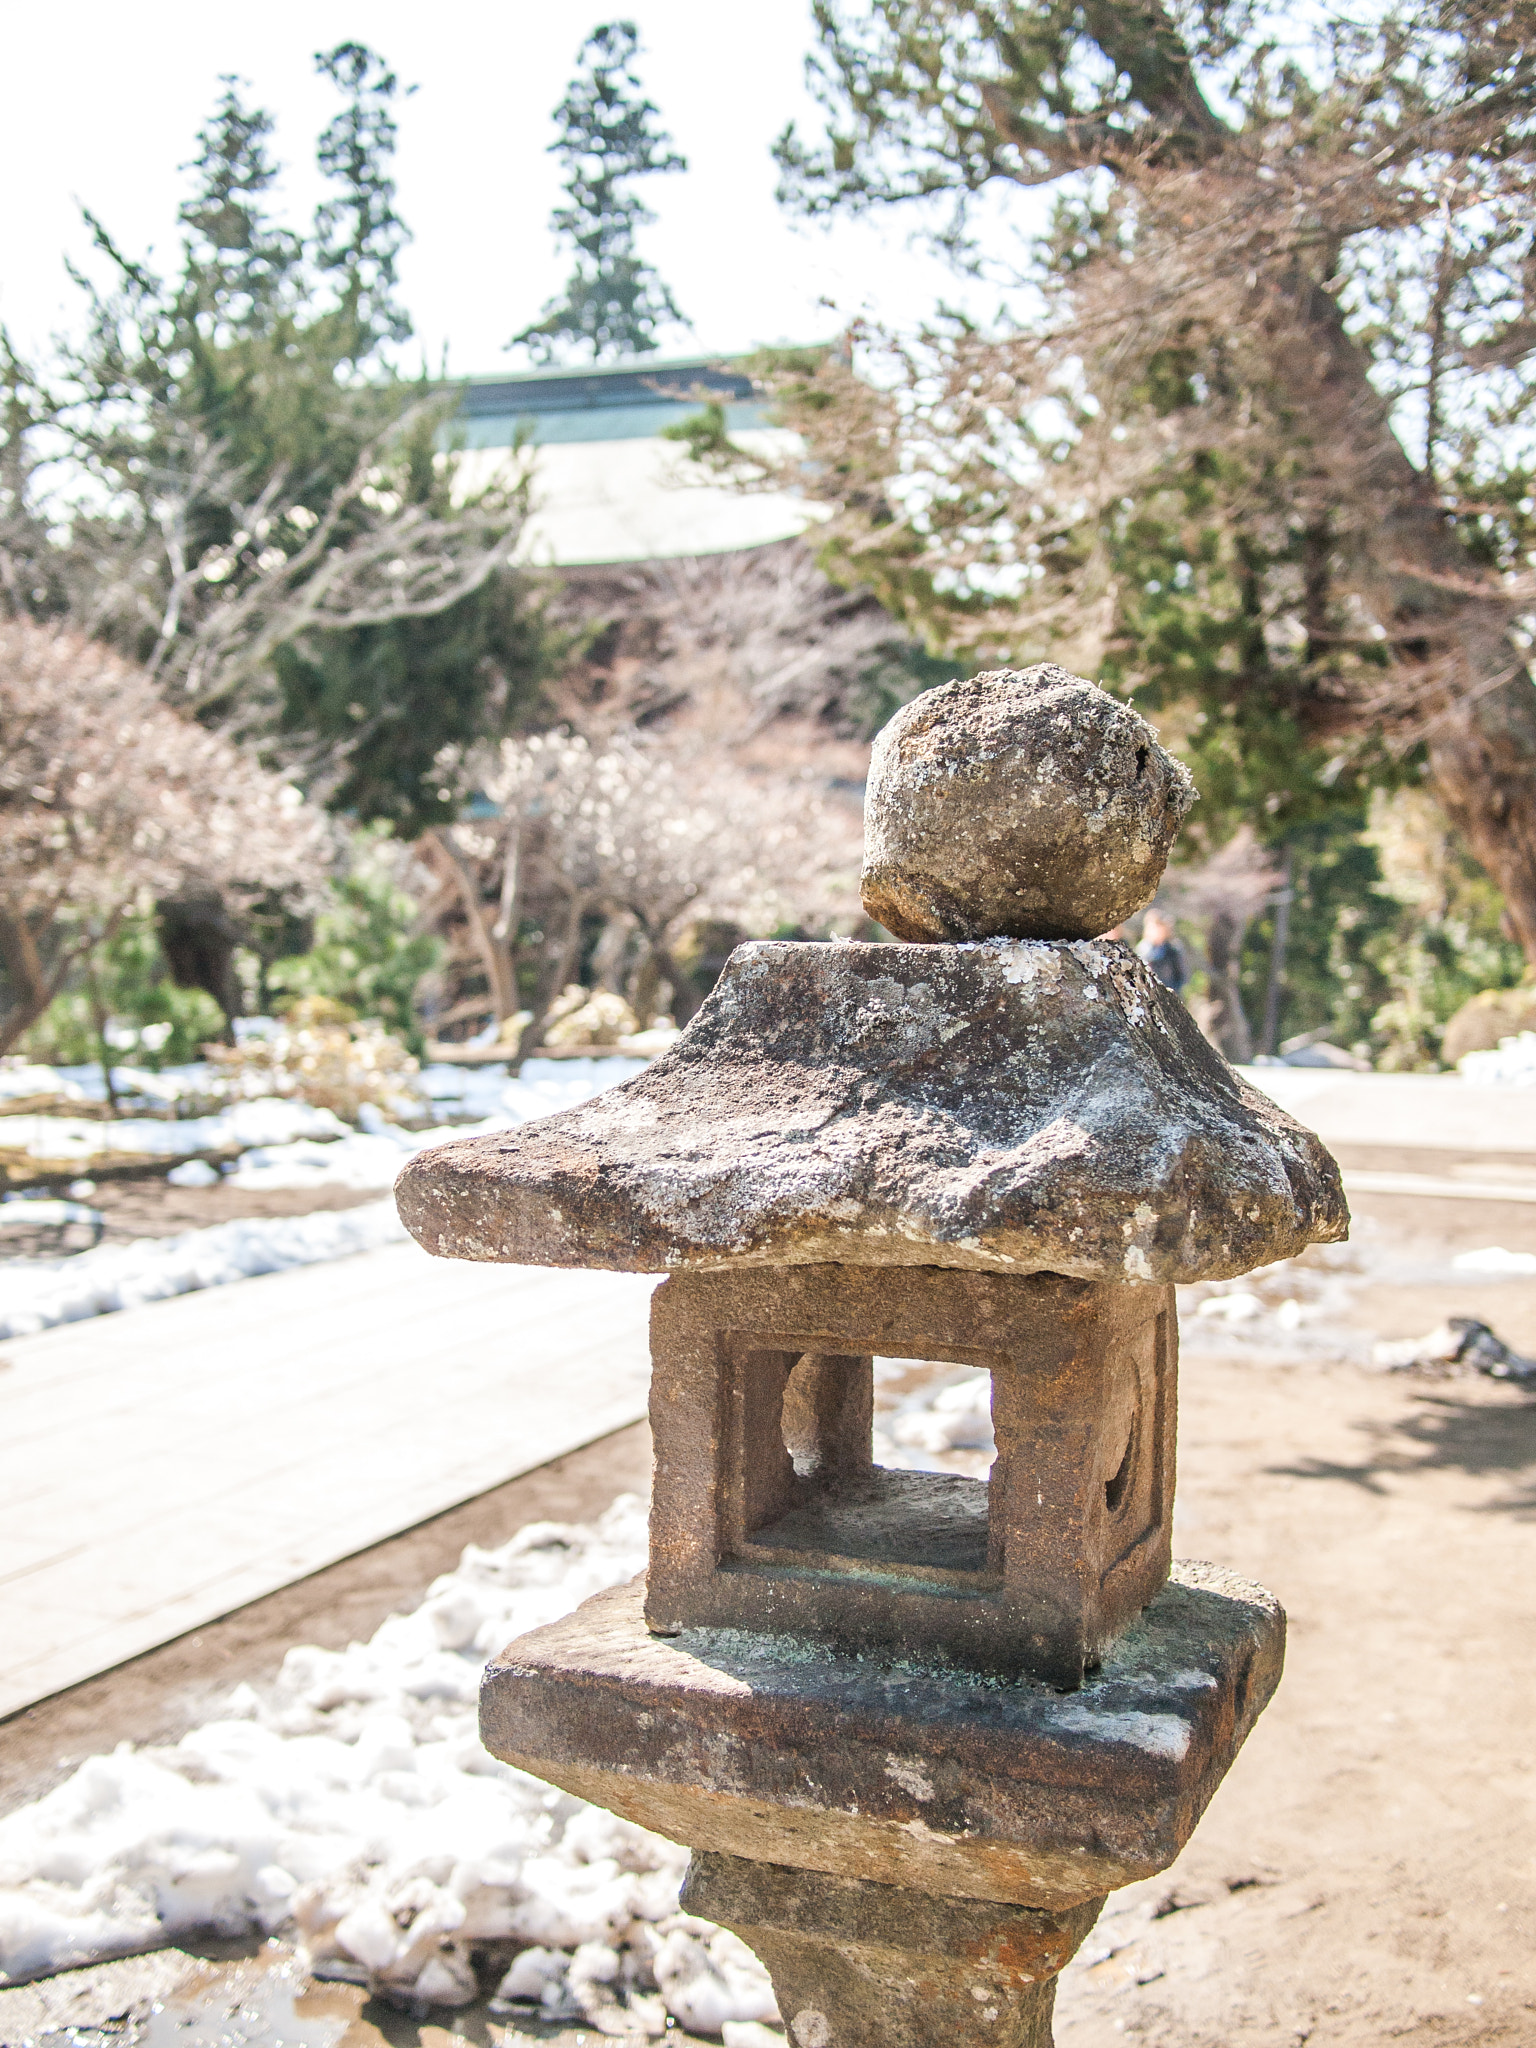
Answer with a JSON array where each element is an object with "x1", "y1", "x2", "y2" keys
[
  {"x1": 873, "y1": 1358, "x2": 996, "y2": 1478},
  {"x1": 734, "y1": 1349, "x2": 995, "y2": 1581}
]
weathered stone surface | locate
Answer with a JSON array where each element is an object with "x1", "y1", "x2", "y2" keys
[
  {"x1": 861, "y1": 667, "x2": 1196, "y2": 943},
  {"x1": 644, "y1": 1265, "x2": 1177, "y2": 1687},
  {"x1": 397, "y1": 937, "x2": 1347, "y2": 1284},
  {"x1": 683, "y1": 1853, "x2": 1103, "y2": 2048},
  {"x1": 478, "y1": 1561, "x2": 1285, "y2": 1910}
]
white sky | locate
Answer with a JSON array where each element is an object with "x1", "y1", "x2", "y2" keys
[{"x1": 0, "y1": 0, "x2": 1026, "y2": 376}]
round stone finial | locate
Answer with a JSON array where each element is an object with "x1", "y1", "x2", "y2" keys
[{"x1": 860, "y1": 665, "x2": 1197, "y2": 943}]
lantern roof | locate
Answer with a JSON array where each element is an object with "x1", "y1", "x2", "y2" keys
[{"x1": 396, "y1": 936, "x2": 1346, "y2": 1285}]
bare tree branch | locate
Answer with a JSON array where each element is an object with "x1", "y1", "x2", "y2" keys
[{"x1": 0, "y1": 619, "x2": 330, "y2": 1050}]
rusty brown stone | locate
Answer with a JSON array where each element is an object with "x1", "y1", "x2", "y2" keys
[
  {"x1": 861, "y1": 666, "x2": 1196, "y2": 943},
  {"x1": 396, "y1": 938, "x2": 1347, "y2": 1284},
  {"x1": 477, "y1": 1560, "x2": 1284, "y2": 1910},
  {"x1": 644, "y1": 1264, "x2": 1177, "y2": 1687},
  {"x1": 682, "y1": 1853, "x2": 1104, "y2": 2048}
]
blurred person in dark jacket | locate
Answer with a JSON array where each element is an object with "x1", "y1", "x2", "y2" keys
[{"x1": 1137, "y1": 909, "x2": 1187, "y2": 995}]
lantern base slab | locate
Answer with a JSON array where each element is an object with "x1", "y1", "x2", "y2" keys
[{"x1": 480, "y1": 1560, "x2": 1283, "y2": 1910}]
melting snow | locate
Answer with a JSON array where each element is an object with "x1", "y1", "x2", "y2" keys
[
  {"x1": 0, "y1": 1499, "x2": 780, "y2": 2033},
  {"x1": 228, "y1": 1058, "x2": 647, "y2": 1193},
  {"x1": 1460, "y1": 1032, "x2": 1536, "y2": 1086},
  {"x1": 0, "y1": 1100, "x2": 348, "y2": 1163},
  {"x1": 0, "y1": 1203, "x2": 410, "y2": 1338},
  {"x1": 0, "y1": 1058, "x2": 646, "y2": 1338},
  {"x1": 1452, "y1": 1245, "x2": 1536, "y2": 1276}
]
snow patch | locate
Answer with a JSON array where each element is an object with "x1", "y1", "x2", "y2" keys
[
  {"x1": 1452, "y1": 1245, "x2": 1536, "y2": 1276},
  {"x1": 166, "y1": 1158, "x2": 220, "y2": 1189},
  {"x1": 0, "y1": 1057, "x2": 647, "y2": 1335},
  {"x1": 0, "y1": 1498, "x2": 778, "y2": 2033},
  {"x1": 228, "y1": 1057, "x2": 647, "y2": 1191},
  {"x1": 0, "y1": 1202, "x2": 410, "y2": 1337},
  {"x1": 1197, "y1": 1291, "x2": 1263, "y2": 1323},
  {"x1": 1460, "y1": 1032, "x2": 1536, "y2": 1086},
  {"x1": 0, "y1": 1065, "x2": 89, "y2": 1105},
  {"x1": 0, "y1": 1100, "x2": 347, "y2": 1163}
]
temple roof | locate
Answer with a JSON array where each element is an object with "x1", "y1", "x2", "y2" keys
[{"x1": 454, "y1": 355, "x2": 770, "y2": 447}]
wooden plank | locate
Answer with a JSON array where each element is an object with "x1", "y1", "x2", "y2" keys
[{"x1": 0, "y1": 1243, "x2": 657, "y2": 1717}]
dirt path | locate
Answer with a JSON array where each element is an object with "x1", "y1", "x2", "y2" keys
[
  {"x1": 0, "y1": 1424, "x2": 654, "y2": 1819},
  {"x1": 1047, "y1": 1166, "x2": 1536, "y2": 2047},
  {"x1": 52, "y1": 1178, "x2": 380, "y2": 1245},
  {"x1": 1055, "y1": 1352, "x2": 1536, "y2": 2043}
]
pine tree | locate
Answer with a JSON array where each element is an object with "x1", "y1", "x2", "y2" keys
[
  {"x1": 513, "y1": 21, "x2": 688, "y2": 362},
  {"x1": 759, "y1": 1, "x2": 1536, "y2": 971},
  {"x1": 312, "y1": 41, "x2": 414, "y2": 361},
  {"x1": 0, "y1": 56, "x2": 551, "y2": 838},
  {"x1": 177, "y1": 77, "x2": 301, "y2": 336}
]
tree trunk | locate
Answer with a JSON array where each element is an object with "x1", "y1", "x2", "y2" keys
[
  {"x1": 988, "y1": 11, "x2": 1536, "y2": 970},
  {"x1": 650, "y1": 938, "x2": 707, "y2": 1024},
  {"x1": 0, "y1": 910, "x2": 51, "y2": 1053},
  {"x1": 1105, "y1": 48, "x2": 1536, "y2": 972},
  {"x1": 0, "y1": 909, "x2": 128, "y2": 1057},
  {"x1": 1260, "y1": 273, "x2": 1536, "y2": 962},
  {"x1": 518, "y1": 892, "x2": 589, "y2": 1060},
  {"x1": 86, "y1": 962, "x2": 122, "y2": 1117},
  {"x1": 158, "y1": 891, "x2": 243, "y2": 1027},
  {"x1": 1260, "y1": 850, "x2": 1293, "y2": 1057},
  {"x1": 1004, "y1": 7, "x2": 1536, "y2": 971},
  {"x1": 1426, "y1": 693, "x2": 1536, "y2": 968},
  {"x1": 0, "y1": 910, "x2": 75, "y2": 1055},
  {"x1": 629, "y1": 943, "x2": 670, "y2": 1030},
  {"x1": 419, "y1": 829, "x2": 519, "y2": 1023},
  {"x1": 1203, "y1": 907, "x2": 1254, "y2": 1064}
]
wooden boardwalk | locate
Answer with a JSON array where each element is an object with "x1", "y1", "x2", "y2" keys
[
  {"x1": 1238, "y1": 1065, "x2": 1536, "y2": 1154},
  {"x1": 0, "y1": 1244, "x2": 656, "y2": 1719}
]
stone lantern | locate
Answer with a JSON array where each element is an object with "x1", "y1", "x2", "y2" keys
[{"x1": 398, "y1": 666, "x2": 1347, "y2": 2047}]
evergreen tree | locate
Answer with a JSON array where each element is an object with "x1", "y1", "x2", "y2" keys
[
  {"x1": 0, "y1": 55, "x2": 551, "y2": 835},
  {"x1": 177, "y1": 76, "x2": 301, "y2": 335},
  {"x1": 759, "y1": 2, "x2": 1536, "y2": 970},
  {"x1": 513, "y1": 21, "x2": 688, "y2": 362},
  {"x1": 312, "y1": 42, "x2": 414, "y2": 361}
]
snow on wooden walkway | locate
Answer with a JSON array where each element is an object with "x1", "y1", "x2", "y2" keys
[{"x1": 0, "y1": 1243, "x2": 657, "y2": 1719}]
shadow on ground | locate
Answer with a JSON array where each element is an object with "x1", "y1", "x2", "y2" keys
[
  {"x1": 2, "y1": 1940, "x2": 723, "y2": 2048},
  {"x1": 1266, "y1": 1383, "x2": 1536, "y2": 1515}
]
